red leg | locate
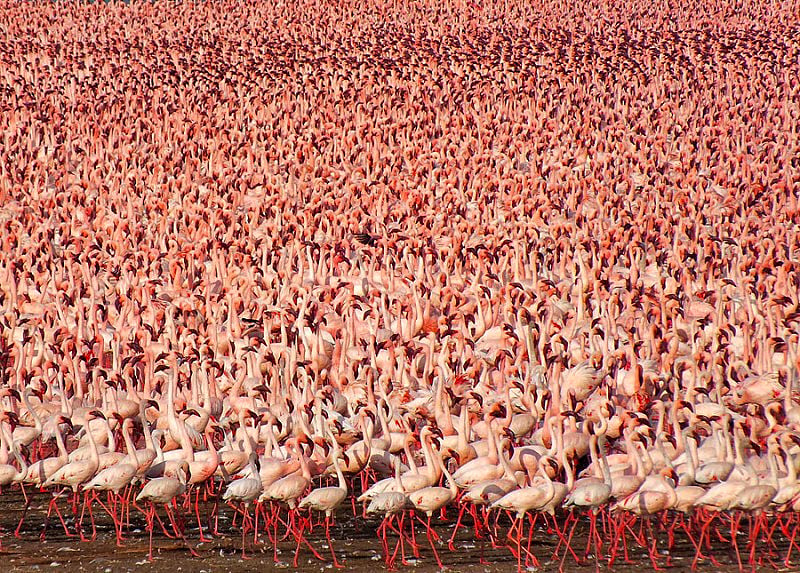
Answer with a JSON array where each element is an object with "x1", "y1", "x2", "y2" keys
[
  {"x1": 48, "y1": 494, "x2": 77, "y2": 539},
  {"x1": 424, "y1": 514, "x2": 443, "y2": 568},
  {"x1": 448, "y1": 503, "x2": 468, "y2": 550},
  {"x1": 78, "y1": 490, "x2": 97, "y2": 541},
  {"x1": 194, "y1": 487, "x2": 212, "y2": 542},
  {"x1": 325, "y1": 514, "x2": 344, "y2": 568},
  {"x1": 291, "y1": 510, "x2": 325, "y2": 566},
  {"x1": 559, "y1": 511, "x2": 581, "y2": 570},
  {"x1": 241, "y1": 504, "x2": 250, "y2": 560},
  {"x1": 147, "y1": 504, "x2": 156, "y2": 561},
  {"x1": 164, "y1": 503, "x2": 199, "y2": 557},
  {"x1": 645, "y1": 517, "x2": 663, "y2": 571},
  {"x1": 15, "y1": 498, "x2": 31, "y2": 538}
]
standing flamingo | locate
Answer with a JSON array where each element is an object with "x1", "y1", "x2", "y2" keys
[
  {"x1": 82, "y1": 458, "x2": 137, "y2": 545},
  {"x1": 563, "y1": 432, "x2": 611, "y2": 565},
  {"x1": 298, "y1": 443, "x2": 349, "y2": 567},
  {"x1": 407, "y1": 451, "x2": 459, "y2": 568},
  {"x1": 491, "y1": 456, "x2": 558, "y2": 571},
  {"x1": 135, "y1": 461, "x2": 196, "y2": 561},
  {"x1": 221, "y1": 452, "x2": 262, "y2": 558},
  {"x1": 42, "y1": 410, "x2": 105, "y2": 540}
]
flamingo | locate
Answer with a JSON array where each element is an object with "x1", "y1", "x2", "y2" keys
[
  {"x1": 259, "y1": 438, "x2": 323, "y2": 565},
  {"x1": 366, "y1": 456, "x2": 413, "y2": 566},
  {"x1": 82, "y1": 459, "x2": 137, "y2": 545},
  {"x1": 222, "y1": 452, "x2": 263, "y2": 558},
  {"x1": 692, "y1": 478, "x2": 749, "y2": 568},
  {"x1": 407, "y1": 451, "x2": 459, "y2": 568},
  {"x1": 563, "y1": 432, "x2": 611, "y2": 564},
  {"x1": 491, "y1": 456, "x2": 558, "y2": 571},
  {"x1": 0, "y1": 417, "x2": 27, "y2": 548},
  {"x1": 298, "y1": 444, "x2": 349, "y2": 567},
  {"x1": 16, "y1": 414, "x2": 72, "y2": 535},
  {"x1": 1, "y1": 0, "x2": 799, "y2": 566},
  {"x1": 0, "y1": 427, "x2": 27, "y2": 487},
  {"x1": 135, "y1": 461, "x2": 195, "y2": 561},
  {"x1": 42, "y1": 410, "x2": 105, "y2": 540}
]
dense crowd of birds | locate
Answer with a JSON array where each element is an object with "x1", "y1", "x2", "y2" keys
[{"x1": 1, "y1": 0, "x2": 800, "y2": 570}]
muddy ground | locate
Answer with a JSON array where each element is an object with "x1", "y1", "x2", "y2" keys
[{"x1": 0, "y1": 488, "x2": 793, "y2": 572}]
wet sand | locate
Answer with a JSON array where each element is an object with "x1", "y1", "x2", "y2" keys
[{"x1": 0, "y1": 488, "x2": 791, "y2": 572}]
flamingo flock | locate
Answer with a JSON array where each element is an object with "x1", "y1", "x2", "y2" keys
[{"x1": 1, "y1": 0, "x2": 799, "y2": 569}]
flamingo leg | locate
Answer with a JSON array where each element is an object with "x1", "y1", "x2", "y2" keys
[
  {"x1": 15, "y1": 497, "x2": 31, "y2": 538},
  {"x1": 691, "y1": 512, "x2": 721, "y2": 570},
  {"x1": 194, "y1": 487, "x2": 212, "y2": 542},
  {"x1": 552, "y1": 510, "x2": 576, "y2": 560},
  {"x1": 10, "y1": 483, "x2": 30, "y2": 538},
  {"x1": 138, "y1": 502, "x2": 175, "y2": 539},
  {"x1": 273, "y1": 506, "x2": 281, "y2": 563},
  {"x1": 378, "y1": 516, "x2": 390, "y2": 565},
  {"x1": 621, "y1": 513, "x2": 636, "y2": 564},
  {"x1": 525, "y1": 513, "x2": 541, "y2": 568},
  {"x1": 505, "y1": 515, "x2": 523, "y2": 573},
  {"x1": 513, "y1": 516, "x2": 523, "y2": 573},
  {"x1": 748, "y1": 512, "x2": 768, "y2": 567},
  {"x1": 164, "y1": 503, "x2": 199, "y2": 557},
  {"x1": 678, "y1": 513, "x2": 701, "y2": 554},
  {"x1": 209, "y1": 492, "x2": 221, "y2": 536},
  {"x1": 730, "y1": 511, "x2": 743, "y2": 571},
  {"x1": 123, "y1": 485, "x2": 135, "y2": 530},
  {"x1": 548, "y1": 512, "x2": 580, "y2": 563},
  {"x1": 280, "y1": 508, "x2": 296, "y2": 541},
  {"x1": 501, "y1": 514, "x2": 538, "y2": 570},
  {"x1": 447, "y1": 503, "x2": 468, "y2": 550},
  {"x1": 748, "y1": 513, "x2": 758, "y2": 567},
  {"x1": 291, "y1": 510, "x2": 325, "y2": 567},
  {"x1": 473, "y1": 504, "x2": 488, "y2": 539},
  {"x1": 47, "y1": 492, "x2": 77, "y2": 539},
  {"x1": 589, "y1": 510, "x2": 603, "y2": 570},
  {"x1": 147, "y1": 503, "x2": 156, "y2": 561},
  {"x1": 559, "y1": 511, "x2": 582, "y2": 570},
  {"x1": 386, "y1": 511, "x2": 415, "y2": 565},
  {"x1": 325, "y1": 514, "x2": 344, "y2": 568},
  {"x1": 423, "y1": 514, "x2": 443, "y2": 568},
  {"x1": 761, "y1": 512, "x2": 779, "y2": 560},
  {"x1": 786, "y1": 517, "x2": 800, "y2": 567},
  {"x1": 608, "y1": 512, "x2": 625, "y2": 565},
  {"x1": 665, "y1": 513, "x2": 679, "y2": 550},
  {"x1": 98, "y1": 492, "x2": 118, "y2": 539},
  {"x1": 253, "y1": 502, "x2": 260, "y2": 545},
  {"x1": 112, "y1": 492, "x2": 127, "y2": 545},
  {"x1": 644, "y1": 517, "x2": 663, "y2": 571},
  {"x1": 409, "y1": 511, "x2": 420, "y2": 557},
  {"x1": 78, "y1": 490, "x2": 96, "y2": 541},
  {"x1": 241, "y1": 503, "x2": 250, "y2": 560},
  {"x1": 397, "y1": 512, "x2": 410, "y2": 566}
]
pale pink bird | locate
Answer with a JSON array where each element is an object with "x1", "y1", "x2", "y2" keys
[
  {"x1": 136, "y1": 462, "x2": 194, "y2": 561},
  {"x1": 407, "y1": 452, "x2": 459, "y2": 568},
  {"x1": 298, "y1": 449, "x2": 349, "y2": 567},
  {"x1": 42, "y1": 410, "x2": 105, "y2": 540},
  {"x1": 222, "y1": 453, "x2": 263, "y2": 558}
]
